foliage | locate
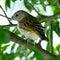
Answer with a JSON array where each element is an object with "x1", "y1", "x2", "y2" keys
[
  {"x1": 0, "y1": 0, "x2": 60, "y2": 60},
  {"x1": 0, "y1": 27, "x2": 10, "y2": 43}
]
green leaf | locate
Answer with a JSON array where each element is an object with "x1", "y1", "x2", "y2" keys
[
  {"x1": 0, "y1": 55, "x2": 2, "y2": 60},
  {"x1": 43, "y1": 5, "x2": 46, "y2": 11},
  {"x1": 1, "y1": 44, "x2": 9, "y2": 52},
  {"x1": 58, "y1": 28, "x2": 60, "y2": 36},
  {"x1": 11, "y1": 26, "x2": 21, "y2": 34},
  {"x1": 58, "y1": 0, "x2": 60, "y2": 4},
  {"x1": 40, "y1": 0, "x2": 45, "y2": 3},
  {"x1": 52, "y1": 7, "x2": 60, "y2": 14},
  {"x1": 49, "y1": 22, "x2": 53, "y2": 53},
  {"x1": 16, "y1": 46, "x2": 20, "y2": 52},
  {"x1": 14, "y1": 29, "x2": 21, "y2": 34},
  {"x1": 48, "y1": 0, "x2": 56, "y2": 4},
  {"x1": 0, "y1": 28, "x2": 10, "y2": 43},
  {"x1": 5, "y1": 0, "x2": 11, "y2": 10},
  {"x1": 5, "y1": 27, "x2": 10, "y2": 30},
  {"x1": 46, "y1": 24, "x2": 53, "y2": 52},
  {"x1": 56, "y1": 27, "x2": 60, "y2": 36},
  {"x1": 28, "y1": 50, "x2": 32, "y2": 56},
  {"x1": 10, "y1": 43, "x2": 15, "y2": 53},
  {"x1": 24, "y1": 0, "x2": 32, "y2": 12},
  {"x1": 21, "y1": 35, "x2": 25, "y2": 39},
  {"x1": 53, "y1": 47, "x2": 58, "y2": 55},
  {"x1": 52, "y1": 20, "x2": 60, "y2": 36},
  {"x1": 36, "y1": 7, "x2": 40, "y2": 12},
  {"x1": 56, "y1": 44, "x2": 60, "y2": 50},
  {"x1": 47, "y1": 41, "x2": 51, "y2": 52},
  {"x1": 48, "y1": 56, "x2": 58, "y2": 60},
  {"x1": 12, "y1": 0, "x2": 16, "y2": 2},
  {"x1": 31, "y1": 0, "x2": 37, "y2": 4},
  {"x1": 35, "y1": 52, "x2": 45, "y2": 60},
  {"x1": 50, "y1": 22, "x2": 53, "y2": 41},
  {"x1": 2, "y1": 53, "x2": 14, "y2": 60}
]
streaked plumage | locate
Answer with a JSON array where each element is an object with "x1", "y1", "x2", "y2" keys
[{"x1": 12, "y1": 10, "x2": 48, "y2": 42}]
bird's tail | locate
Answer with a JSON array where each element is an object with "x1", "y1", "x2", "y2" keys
[{"x1": 36, "y1": 28, "x2": 49, "y2": 42}]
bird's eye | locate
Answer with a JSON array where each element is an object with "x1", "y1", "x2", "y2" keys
[{"x1": 15, "y1": 14, "x2": 19, "y2": 17}]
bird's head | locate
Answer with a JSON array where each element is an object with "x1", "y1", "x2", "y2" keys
[{"x1": 12, "y1": 10, "x2": 28, "y2": 22}]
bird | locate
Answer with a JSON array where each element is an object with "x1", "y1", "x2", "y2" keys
[{"x1": 12, "y1": 10, "x2": 49, "y2": 43}]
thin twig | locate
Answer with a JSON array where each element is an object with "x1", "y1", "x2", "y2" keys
[
  {"x1": 0, "y1": 14, "x2": 6, "y2": 17},
  {"x1": 0, "y1": 5, "x2": 12, "y2": 24},
  {"x1": 28, "y1": 2, "x2": 43, "y2": 19},
  {"x1": 0, "y1": 14, "x2": 11, "y2": 19},
  {"x1": 0, "y1": 24, "x2": 17, "y2": 27},
  {"x1": 28, "y1": 2, "x2": 54, "y2": 21},
  {"x1": 40, "y1": 11, "x2": 60, "y2": 23},
  {"x1": 28, "y1": 1, "x2": 60, "y2": 23}
]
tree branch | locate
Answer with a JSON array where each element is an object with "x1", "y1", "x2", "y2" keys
[
  {"x1": 0, "y1": 23, "x2": 58, "y2": 59},
  {"x1": 28, "y1": 2, "x2": 43, "y2": 20},
  {"x1": 27, "y1": 1, "x2": 60, "y2": 23},
  {"x1": 0, "y1": 14, "x2": 11, "y2": 19},
  {"x1": 8, "y1": 30, "x2": 57, "y2": 60},
  {"x1": 0, "y1": 5, "x2": 12, "y2": 24},
  {"x1": 0, "y1": 14, "x2": 6, "y2": 18},
  {"x1": 40, "y1": 11, "x2": 60, "y2": 23},
  {"x1": 0, "y1": 24, "x2": 17, "y2": 27}
]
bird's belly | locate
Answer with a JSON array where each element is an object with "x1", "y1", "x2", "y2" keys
[{"x1": 17, "y1": 25, "x2": 40, "y2": 43}]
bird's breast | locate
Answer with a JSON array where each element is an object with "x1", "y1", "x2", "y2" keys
[{"x1": 17, "y1": 23, "x2": 40, "y2": 42}]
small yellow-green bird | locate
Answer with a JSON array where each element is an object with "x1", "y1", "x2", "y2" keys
[{"x1": 12, "y1": 10, "x2": 48, "y2": 43}]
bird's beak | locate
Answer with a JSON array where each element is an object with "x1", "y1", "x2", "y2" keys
[
  {"x1": 11, "y1": 16, "x2": 13, "y2": 20},
  {"x1": 11, "y1": 16, "x2": 15, "y2": 20},
  {"x1": 7, "y1": 17, "x2": 12, "y2": 20}
]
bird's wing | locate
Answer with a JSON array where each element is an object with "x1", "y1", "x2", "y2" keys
[{"x1": 24, "y1": 15, "x2": 46, "y2": 40}]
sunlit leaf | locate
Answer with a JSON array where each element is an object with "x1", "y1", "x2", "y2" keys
[
  {"x1": 28, "y1": 50, "x2": 32, "y2": 56},
  {"x1": 31, "y1": 0, "x2": 37, "y2": 4},
  {"x1": 53, "y1": 47, "x2": 58, "y2": 55},
  {"x1": 52, "y1": 7, "x2": 60, "y2": 14},
  {"x1": 29, "y1": 53, "x2": 35, "y2": 60},
  {"x1": 14, "y1": 29, "x2": 21, "y2": 34},
  {"x1": 56, "y1": 44, "x2": 60, "y2": 51},
  {"x1": 36, "y1": 7, "x2": 40, "y2": 12},
  {"x1": 1, "y1": 44, "x2": 10, "y2": 52},
  {"x1": 11, "y1": 26, "x2": 21, "y2": 34}
]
